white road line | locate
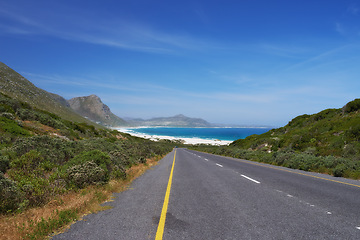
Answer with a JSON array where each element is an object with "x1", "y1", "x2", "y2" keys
[
  {"x1": 216, "y1": 163, "x2": 223, "y2": 168},
  {"x1": 356, "y1": 226, "x2": 360, "y2": 230},
  {"x1": 204, "y1": 158, "x2": 209, "y2": 161},
  {"x1": 241, "y1": 174, "x2": 260, "y2": 184}
]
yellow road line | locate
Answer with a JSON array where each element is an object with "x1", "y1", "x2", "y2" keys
[
  {"x1": 155, "y1": 149, "x2": 176, "y2": 240},
  {"x1": 231, "y1": 157, "x2": 360, "y2": 188}
]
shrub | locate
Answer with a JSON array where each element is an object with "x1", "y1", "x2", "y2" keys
[
  {"x1": 343, "y1": 99, "x2": 360, "y2": 113},
  {"x1": 345, "y1": 126, "x2": 360, "y2": 141},
  {"x1": 333, "y1": 164, "x2": 347, "y2": 177},
  {"x1": 11, "y1": 136, "x2": 73, "y2": 165},
  {"x1": 66, "y1": 161, "x2": 107, "y2": 188},
  {"x1": 10, "y1": 150, "x2": 44, "y2": 173},
  {"x1": 67, "y1": 150, "x2": 112, "y2": 172},
  {"x1": 0, "y1": 112, "x2": 15, "y2": 120},
  {"x1": 0, "y1": 173, "x2": 24, "y2": 213},
  {"x1": 109, "y1": 150, "x2": 131, "y2": 167},
  {"x1": 110, "y1": 165, "x2": 127, "y2": 180},
  {"x1": 7, "y1": 151, "x2": 58, "y2": 207},
  {"x1": 62, "y1": 150, "x2": 112, "y2": 188},
  {"x1": 0, "y1": 154, "x2": 10, "y2": 173},
  {"x1": 0, "y1": 117, "x2": 30, "y2": 136},
  {"x1": 273, "y1": 151, "x2": 293, "y2": 166},
  {"x1": 16, "y1": 175, "x2": 50, "y2": 207}
]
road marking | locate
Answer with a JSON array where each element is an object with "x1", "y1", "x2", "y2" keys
[
  {"x1": 241, "y1": 174, "x2": 260, "y2": 184},
  {"x1": 155, "y1": 150, "x2": 176, "y2": 240},
  {"x1": 216, "y1": 163, "x2": 223, "y2": 167},
  {"x1": 327, "y1": 211, "x2": 332, "y2": 215},
  {"x1": 356, "y1": 226, "x2": 360, "y2": 230},
  {"x1": 232, "y1": 158, "x2": 360, "y2": 188},
  {"x1": 204, "y1": 158, "x2": 209, "y2": 161}
]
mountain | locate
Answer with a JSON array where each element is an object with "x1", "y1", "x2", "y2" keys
[
  {"x1": 68, "y1": 95, "x2": 127, "y2": 127},
  {"x1": 0, "y1": 61, "x2": 95, "y2": 125},
  {"x1": 231, "y1": 98, "x2": 360, "y2": 158},
  {"x1": 128, "y1": 114, "x2": 212, "y2": 127}
]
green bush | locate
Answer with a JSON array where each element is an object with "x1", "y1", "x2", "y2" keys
[
  {"x1": 0, "y1": 173, "x2": 24, "y2": 213},
  {"x1": 0, "y1": 154, "x2": 10, "y2": 173},
  {"x1": 0, "y1": 112, "x2": 15, "y2": 120},
  {"x1": 0, "y1": 117, "x2": 30, "y2": 136},
  {"x1": 62, "y1": 150, "x2": 112, "y2": 188},
  {"x1": 11, "y1": 136, "x2": 74, "y2": 165},
  {"x1": 16, "y1": 175, "x2": 50, "y2": 207},
  {"x1": 10, "y1": 150, "x2": 44, "y2": 173},
  {"x1": 8, "y1": 151, "x2": 53, "y2": 207},
  {"x1": 343, "y1": 99, "x2": 360, "y2": 113},
  {"x1": 67, "y1": 150, "x2": 112, "y2": 173},
  {"x1": 110, "y1": 165, "x2": 127, "y2": 179},
  {"x1": 333, "y1": 164, "x2": 347, "y2": 177},
  {"x1": 109, "y1": 150, "x2": 131, "y2": 167},
  {"x1": 66, "y1": 161, "x2": 107, "y2": 188}
]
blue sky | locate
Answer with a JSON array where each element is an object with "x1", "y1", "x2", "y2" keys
[{"x1": 0, "y1": 0, "x2": 359, "y2": 126}]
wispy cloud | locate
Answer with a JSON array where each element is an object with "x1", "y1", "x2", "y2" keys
[
  {"x1": 22, "y1": 72, "x2": 179, "y2": 95},
  {"x1": 0, "y1": 3, "x2": 212, "y2": 54},
  {"x1": 282, "y1": 44, "x2": 352, "y2": 72}
]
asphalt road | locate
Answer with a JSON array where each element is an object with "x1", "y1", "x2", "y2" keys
[{"x1": 53, "y1": 148, "x2": 360, "y2": 239}]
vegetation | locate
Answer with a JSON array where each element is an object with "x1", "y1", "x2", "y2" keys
[
  {"x1": 2, "y1": 66, "x2": 360, "y2": 238},
  {"x1": 190, "y1": 99, "x2": 360, "y2": 179},
  {"x1": 0, "y1": 61, "x2": 98, "y2": 126},
  {"x1": 0, "y1": 93, "x2": 175, "y2": 215}
]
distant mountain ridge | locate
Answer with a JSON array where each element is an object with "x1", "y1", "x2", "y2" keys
[
  {"x1": 127, "y1": 114, "x2": 213, "y2": 127},
  {"x1": 68, "y1": 95, "x2": 127, "y2": 127},
  {"x1": 0, "y1": 61, "x2": 221, "y2": 128}
]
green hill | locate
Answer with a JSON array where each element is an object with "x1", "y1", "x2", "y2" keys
[
  {"x1": 0, "y1": 62, "x2": 176, "y2": 216},
  {"x1": 231, "y1": 99, "x2": 360, "y2": 157},
  {"x1": 0, "y1": 92, "x2": 174, "y2": 214},
  {"x1": 0, "y1": 62, "x2": 96, "y2": 125},
  {"x1": 191, "y1": 99, "x2": 360, "y2": 179}
]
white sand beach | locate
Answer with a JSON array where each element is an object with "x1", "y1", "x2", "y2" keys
[{"x1": 115, "y1": 127, "x2": 232, "y2": 146}]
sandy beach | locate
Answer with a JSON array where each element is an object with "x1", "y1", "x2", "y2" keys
[{"x1": 115, "y1": 127, "x2": 232, "y2": 146}]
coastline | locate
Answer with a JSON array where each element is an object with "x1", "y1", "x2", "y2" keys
[{"x1": 115, "y1": 127, "x2": 232, "y2": 146}]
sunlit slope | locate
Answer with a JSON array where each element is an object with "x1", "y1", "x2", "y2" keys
[
  {"x1": 232, "y1": 99, "x2": 360, "y2": 157},
  {"x1": 0, "y1": 62, "x2": 96, "y2": 125}
]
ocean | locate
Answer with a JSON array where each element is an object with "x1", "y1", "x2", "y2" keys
[{"x1": 125, "y1": 127, "x2": 273, "y2": 142}]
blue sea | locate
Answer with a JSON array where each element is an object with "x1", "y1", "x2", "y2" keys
[{"x1": 126, "y1": 127, "x2": 272, "y2": 142}]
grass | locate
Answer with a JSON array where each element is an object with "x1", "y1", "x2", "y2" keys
[{"x1": 0, "y1": 155, "x2": 163, "y2": 240}]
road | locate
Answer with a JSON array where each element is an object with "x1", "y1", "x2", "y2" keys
[{"x1": 53, "y1": 148, "x2": 360, "y2": 239}]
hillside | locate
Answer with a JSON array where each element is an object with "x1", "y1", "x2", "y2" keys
[
  {"x1": 0, "y1": 62, "x2": 95, "y2": 125},
  {"x1": 68, "y1": 95, "x2": 127, "y2": 127},
  {"x1": 231, "y1": 99, "x2": 360, "y2": 157},
  {"x1": 190, "y1": 99, "x2": 360, "y2": 179},
  {"x1": 0, "y1": 92, "x2": 174, "y2": 214},
  {"x1": 128, "y1": 114, "x2": 212, "y2": 127}
]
